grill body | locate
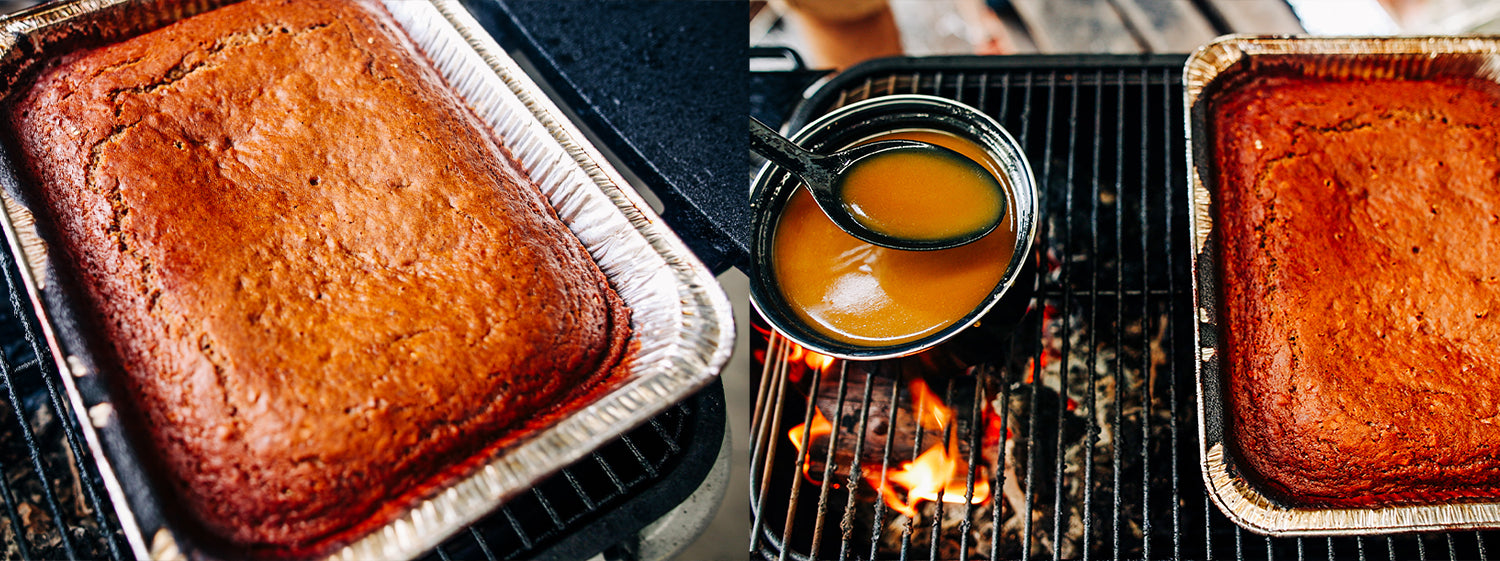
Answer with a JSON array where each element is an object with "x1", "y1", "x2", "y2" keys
[{"x1": 750, "y1": 55, "x2": 1500, "y2": 561}]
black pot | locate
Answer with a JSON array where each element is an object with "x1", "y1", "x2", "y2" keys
[{"x1": 749, "y1": 94, "x2": 1039, "y2": 360}]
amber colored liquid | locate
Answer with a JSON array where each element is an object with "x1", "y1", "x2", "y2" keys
[
  {"x1": 772, "y1": 129, "x2": 1017, "y2": 346},
  {"x1": 839, "y1": 147, "x2": 1003, "y2": 241}
]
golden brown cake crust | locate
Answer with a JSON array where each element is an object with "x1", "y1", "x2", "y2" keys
[
  {"x1": 1214, "y1": 75, "x2": 1500, "y2": 506},
  {"x1": 6, "y1": 0, "x2": 631, "y2": 550}
]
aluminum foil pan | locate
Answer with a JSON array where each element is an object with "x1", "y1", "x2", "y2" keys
[
  {"x1": 1186, "y1": 35, "x2": 1500, "y2": 536},
  {"x1": 0, "y1": 1, "x2": 734, "y2": 559}
]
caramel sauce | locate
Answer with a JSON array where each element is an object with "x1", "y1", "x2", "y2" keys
[
  {"x1": 838, "y1": 144, "x2": 1003, "y2": 242},
  {"x1": 772, "y1": 129, "x2": 1017, "y2": 346}
]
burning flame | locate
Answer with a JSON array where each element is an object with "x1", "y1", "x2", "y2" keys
[
  {"x1": 870, "y1": 440, "x2": 989, "y2": 518},
  {"x1": 803, "y1": 350, "x2": 836, "y2": 373},
  {"x1": 777, "y1": 336, "x2": 992, "y2": 519},
  {"x1": 783, "y1": 343, "x2": 837, "y2": 386},
  {"x1": 909, "y1": 373, "x2": 953, "y2": 433},
  {"x1": 788, "y1": 408, "x2": 833, "y2": 481},
  {"x1": 787, "y1": 345, "x2": 838, "y2": 482},
  {"x1": 866, "y1": 377, "x2": 991, "y2": 519}
]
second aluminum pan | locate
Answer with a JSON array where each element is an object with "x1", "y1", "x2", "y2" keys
[{"x1": 1186, "y1": 34, "x2": 1500, "y2": 536}]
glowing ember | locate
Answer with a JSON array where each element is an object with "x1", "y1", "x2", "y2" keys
[{"x1": 866, "y1": 377, "x2": 991, "y2": 518}]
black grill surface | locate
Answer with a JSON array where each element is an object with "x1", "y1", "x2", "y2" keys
[
  {"x1": 469, "y1": 0, "x2": 751, "y2": 274},
  {"x1": 750, "y1": 55, "x2": 1500, "y2": 561}
]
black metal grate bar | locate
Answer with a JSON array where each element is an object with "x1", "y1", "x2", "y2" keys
[
  {"x1": 751, "y1": 60, "x2": 1500, "y2": 560},
  {"x1": 0, "y1": 346, "x2": 73, "y2": 560},
  {"x1": 470, "y1": 527, "x2": 498, "y2": 560},
  {"x1": 1111, "y1": 67, "x2": 1128, "y2": 561},
  {"x1": 1049, "y1": 72, "x2": 1079, "y2": 561},
  {"x1": 869, "y1": 372, "x2": 901, "y2": 561},
  {"x1": 900, "y1": 365, "x2": 923, "y2": 560},
  {"x1": 1158, "y1": 65, "x2": 1182, "y2": 561},
  {"x1": 0, "y1": 453, "x2": 31, "y2": 560},
  {"x1": 14, "y1": 259, "x2": 123, "y2": 561},
  {"x1": 1020, "y1": 71, "x2": 1050, "y2": 561},
  {"x1": 838, "y1": 366, "x2": 877, "y2": 561},
  {"x1": 1082, "y1": 67, "x2": 1104, "y2": 561},
  {"x1": 808, "y1": 362, "x2": 848, "y2": 559},
  {"x1": 425, "y1": 399, "x2": 695, "y2": 560},
  {"x1": 986, "y1": 71, "x2": 1017, "y2": 561},
  {"x1": 781, "y1": 351, "x2": 825, "y2": 561}
]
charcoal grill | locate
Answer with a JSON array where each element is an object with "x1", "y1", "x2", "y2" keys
[{"x1": 749, "y1": 55, "x2": 1500, "y2": 560}]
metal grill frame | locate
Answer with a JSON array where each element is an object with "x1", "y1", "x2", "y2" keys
[{"x1": 749, "y1": 54, "x2": 1500, "y2": 561}]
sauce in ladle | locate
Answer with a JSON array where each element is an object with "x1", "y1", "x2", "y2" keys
[
  {"x1": 772, "y1": 129, "x2": 1017, "y2": 346},
  {"x1": 838, "y1": 145, "x2": 1005, "y2": 242}
]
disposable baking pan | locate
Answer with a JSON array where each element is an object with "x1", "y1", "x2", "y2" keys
[
  {"x1": 1186, "y1": 35, "x2": 1500, "y2": 536},
  {"x1": 0, "y1": 1, "x2": 734, "y2": 559}
]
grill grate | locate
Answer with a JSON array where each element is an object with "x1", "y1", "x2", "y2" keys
[
  {"x1": 422, "y1": 402, "x2": 694, "y2": 561},
  {"x1": 750, "y1": 58, "x2": 1500, "y2": 561},
  {"x1": 0, "y1": 248, "x2": 124, "y2": 560},
  {"x1": 0, "y1": 232, "x2": 697, "y2": 560}
]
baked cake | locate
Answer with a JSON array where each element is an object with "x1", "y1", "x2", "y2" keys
[
  {"x1": 1214, "y1": 74, "x2": 1500, "y2": 505},
  {"x1": 5, "y1": 0, "x2": 631, "y2": 551}
]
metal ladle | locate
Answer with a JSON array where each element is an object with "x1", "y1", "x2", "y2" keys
[{"x1": 748, "y1": 117, "x2": 1004, "y2": 251}]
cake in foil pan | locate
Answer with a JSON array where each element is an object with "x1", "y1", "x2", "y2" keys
[
  {"x1": 1188, "y1": 35, "x2": 1500, "y2": 535},
  {"x1": 0, "y1": 0, "x2": 731, "y2": 557}
]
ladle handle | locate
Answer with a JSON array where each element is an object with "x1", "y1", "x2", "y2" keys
[{"x1": 748, "y1": 117, "x2": 836, "y2": 188}]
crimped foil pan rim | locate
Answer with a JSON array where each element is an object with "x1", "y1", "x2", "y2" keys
[
  {"x1": 1185, "y1": 34, "x2": 1500, "y2": 537},
  {"x1": 1203, "y1": 444, "x2": 1500, "y2": 536},
  {"x1": 0, "y1": 1, "x2": 734, "y2": 559}
]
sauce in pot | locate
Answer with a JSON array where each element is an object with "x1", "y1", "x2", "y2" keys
[{"x1": 772, "y1": 129, "x2": 1017, "y2": 346}]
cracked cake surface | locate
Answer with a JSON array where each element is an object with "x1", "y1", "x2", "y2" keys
[
  {"x1": 1214, "y1": 75, "x2": 1500, "y2": 506},
  {"x1": 5, "y1": 0, "x2": 631, "y2": 552}
]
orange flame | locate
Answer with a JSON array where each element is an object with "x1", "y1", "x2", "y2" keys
[
  {"x1": 804, "y1": 350, "x2": 835, "y2": 372},
  {"x1": 774, "y1": 336, "x2": 992, "y2": 519},
  {"x1": 865, "y1": 377, "x2": 991, "y2": 518},
  {"x1": 908, "y1": 375, "x2": 953, "y2": 432},
  {"x1": 869, "y1": 439, "x2": 990, "y2": 518},
  {"x1": 785, "y1": 342, "x2": 835, "y2": 386},
  {"x1": 786, "y1": 343, "x2": 806, "y2": 364},
  {"x1": 783, "y1": 338, "x2": 838, "y2": 482},
  {"x1": 788, "y1": 409, "x2": 834, "y2": 481}
]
